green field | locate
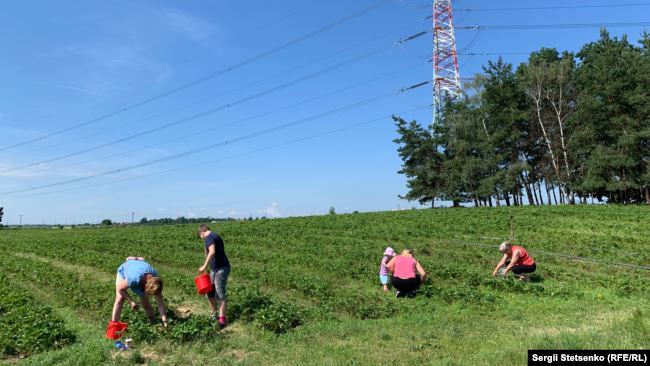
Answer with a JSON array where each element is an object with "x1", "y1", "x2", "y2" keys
[{"x1": 1, "y1": 205, "x2": 648, "y2": 365}]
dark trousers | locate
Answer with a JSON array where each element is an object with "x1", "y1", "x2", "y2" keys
[
  {"x1": 507, "y1": 262, "x2": 536, "y2": 274},
  {"x1": 392, "y1": 276, "x2": 422, "y2": 293}
]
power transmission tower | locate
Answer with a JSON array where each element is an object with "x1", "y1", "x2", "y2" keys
[{"x1": 432, "y1": 0, "x2": 461, "y2": 127}]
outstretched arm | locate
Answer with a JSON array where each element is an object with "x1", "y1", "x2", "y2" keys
[
  {"x1": 503, "y1": 251, "x2": 520, "y2": 277},
  {"x1": 141, "y1": 295, "x2": 155, "y2": 321},
  {"x1": 155, "y1": 293, "x2": 168, "y2": 327},
  {"x1": 492, "y1": 254, "x2": 508, "y2": 276},
  {"x1": 416, "y1": 262, "x2": 426, "y2": 282},
  {"x1": 117, "y1": 279, "x2": 137, "y2": 307},
  {"x1": 113, "y1": 278, "x2": 138, "y2": 322}
]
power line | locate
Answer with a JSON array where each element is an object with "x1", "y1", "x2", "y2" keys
[
  {"x1": 453, "y1": 8, "x2": 473, "y2": 26},
  {"x1": 42, "y1": 61, "x2": 429, "y2": 175},
  {"x1": 2, "y1": 28, "x2": 430, "y2": 174},
  {"x1": 396, "y1": 0, "x2": 430, "y2": 11},
  {"x1": 5, "y1": 21, "x2": 427, "y2": 160},
  {"x1": 0, "y1": 80, "x2": 430, "y2": 196},
  {"x1": 457, "y1": 29, "x2": 484, "y2": 53},
  {"x1": 0, "y1": 0, "x2": 388, "y2": 153},
  {"x1": 24, "y1": 1, "x2": 321, "y2": 131},
  {"x1": 0, "y1": 44, "x2": 398, "y2": 173},
  {"x1": 455, "y1": 3, "x2": 650, "y2": 12},
  {"x1": 458, "y1": 21, "x2": 650, "y2": 31},
  {"x1": 458, "y1": 52, "x2": 530, "y2": 56},
  {"x1": 13, "y1": 105, "x2": 432, "y2": 198},
  {"x1": 162, "y1": 0, "x2": 321, "y2": 68}
]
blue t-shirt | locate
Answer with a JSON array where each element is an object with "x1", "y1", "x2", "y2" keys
[
  {"x1": 117, "y1": 259, "x2": 158, "y2": 297},
  {"x1": 204, "y1": 232, "x2": 230, "y2": 271}
]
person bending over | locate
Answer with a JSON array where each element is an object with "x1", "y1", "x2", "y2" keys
[
  {"x1": 386, "y1": 249, "x2": 426, "y2": 298},
  {"x1": 112, "y1": 256, "x2": 168, "y2": 326},
  {"x1": 492, "y1": 241, "x2": 536, "y2": 281}
]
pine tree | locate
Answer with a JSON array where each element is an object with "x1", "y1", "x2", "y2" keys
[
  {"x1": 393, "y1": 116, "x2": 445, "y2": 207},
  {"x1": 393, "y1": 29, "x2": 649, "y2": 207},
  {"x1": 572, "y1": 30, "x2": 647, "y2": 203}
]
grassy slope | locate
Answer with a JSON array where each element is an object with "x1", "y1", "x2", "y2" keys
[{"x1": 1, "y1": 205, "x2": 648, "y2": 365}]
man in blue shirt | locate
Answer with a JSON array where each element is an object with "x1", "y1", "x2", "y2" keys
[
  {"x1": 197, "y1": 224, "x2": 231, "y2": 329},
  {"x1": 113, "y1": 256, "x2": 168, "y2": 327}
]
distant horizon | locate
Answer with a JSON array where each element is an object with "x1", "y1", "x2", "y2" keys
[
  {"x1": 3, "y1": 197, "x2": 616, "y2": 226},
  {"x1": 1, "y1": 204, "x2": 426, "y2": 226}
]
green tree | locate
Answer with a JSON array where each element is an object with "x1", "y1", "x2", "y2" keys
[
  {"x1": 100, "y1": 219, "x2": 112, "y2": 226},
  {"x1": 440, "y1": 96, "x2": 489, "y2": 206},
  {"x1": 393, "y1": 116, "x2": 446, "y2": 207},
  {"x1": 635, "y1": 31, "x2": 650, "y2": 204},
  {"x1": 517, "y1": 49, "x2": 578, "y2": 203},
  {"x1": 571, "y1": 30, "x2": 648, "y2": 203},
  {"x1": 393, "y1": 29, "x2": 649, "y2": 206},
  {"x1": 479, "y1": 58, "x2": 530, "y2": 206}
]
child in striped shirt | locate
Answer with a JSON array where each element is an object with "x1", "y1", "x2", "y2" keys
[{"x1": 379, "y1": 247, "x2": 396, "y2": 292}]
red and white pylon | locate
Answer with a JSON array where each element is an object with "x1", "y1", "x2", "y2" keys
[{"x1": 432, "y1": 0, "x2": 461, "y2": 126}]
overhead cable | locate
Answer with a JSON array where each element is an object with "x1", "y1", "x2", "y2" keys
[
  {"x1": 13, "y1": 105, "x2": 432, "y2": 198},
  {"x1": 43, "y1": 61, "x2": 429, "y2": 174},
  {"x1": 0, "y1": 80, "x2": 430, "y2": 196},
  {"x1": 0, "y1": 0, "x2": 388, "y2": 153}
]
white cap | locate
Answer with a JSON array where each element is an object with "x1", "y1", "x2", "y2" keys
[{"x1": 499, "y1": 242, "x2": 510, "y2": 252}]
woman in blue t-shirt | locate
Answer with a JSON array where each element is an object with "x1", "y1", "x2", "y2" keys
[
  {"x1": 112, "y1": 256, "x2": 168, "y2": 326},
  {"x1": 197, "y1": 224, "x2": 231, "y2": 329}
]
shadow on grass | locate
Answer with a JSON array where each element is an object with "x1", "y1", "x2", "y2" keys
[{"x1": 529, "y1": 273, "x2": 544, "y2": 283}]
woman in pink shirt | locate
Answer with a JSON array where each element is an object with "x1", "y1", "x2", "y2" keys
[{"x1": 386, "y1": 249, "x2": 427, "y2": 298}]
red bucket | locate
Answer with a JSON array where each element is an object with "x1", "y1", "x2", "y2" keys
[
  {"x1": 194, "y1": 273, "x2": 212, "y2": 295},
  {"x1": 106, "y1": 321, "x2": 128, "y2": 340}
]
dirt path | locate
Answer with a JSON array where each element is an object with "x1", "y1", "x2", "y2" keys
[
  {"x1": 11, "y1": 251, "x2": 210, "y2": 316},
  {"x1": 13, "y1": 251, "x2": 115, "y2": 281}
]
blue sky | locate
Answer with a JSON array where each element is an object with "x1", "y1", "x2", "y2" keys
[{"x1": 0, "y1": 0, "x2": 648, "y2": 224}]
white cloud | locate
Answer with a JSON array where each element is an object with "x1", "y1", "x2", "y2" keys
[
  {"x1": 264, "y1": 202, "x2": 280, "y2": 218},
  {"x1": 59, "y1": 44, "x2": 156, "y2": 71},
  {"x1": 228, "y1": 210, "x2": 237, "y2": 216},
  {"x1": 0, "y1": 161, "x2": 96, "y2": 178},
  {"x1": 37, "y1": 42, "x2": 173, "y2": 96},
  {"x1": 26, "y1": 80, "x2": 101, "y2": 96},
  {"x1": 156, "y1": 208, "x2": 166, "y2": 212},
  {"x1": 1, "y1": 126, "x2": 43, "y2": 140},
  {"x1": 159, "y1": 9, "x2": 217, "y2": 41}
]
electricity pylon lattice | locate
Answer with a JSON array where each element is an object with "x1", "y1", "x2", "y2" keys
[{"x1": 432, "y1": 0, "x2": 461, "y2": 126}]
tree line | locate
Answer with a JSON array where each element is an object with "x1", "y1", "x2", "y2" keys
[
  {"x1": 394, "y1": 30, "x2": 650, "y2": 207},
  {"x1": 138, "y1": 217, "x2": 237, "y2": 225}
]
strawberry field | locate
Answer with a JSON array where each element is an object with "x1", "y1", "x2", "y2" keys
[{"x1": 0, "y1": 205, "x2": 648, "y2": 365}]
